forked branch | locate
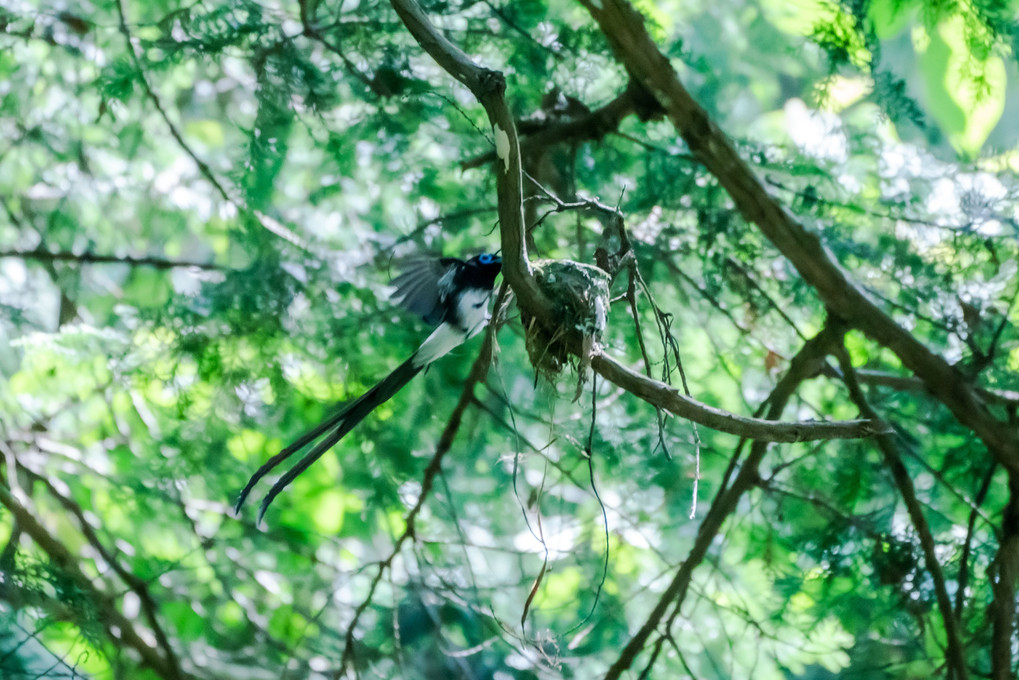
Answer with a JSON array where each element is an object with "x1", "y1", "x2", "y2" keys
[
  {"x1": 577, "y1": 0, "x2": 1019, "y2": 472},
  {"x1": 388, "y1": 0, "x2": 881, "y2": 444}
]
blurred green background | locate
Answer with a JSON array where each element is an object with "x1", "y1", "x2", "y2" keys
[{"x1": 1, "y1": 0, "x2": 1018, "y2": 677}]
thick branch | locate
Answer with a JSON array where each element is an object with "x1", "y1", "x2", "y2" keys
[
  {"x1": 388, "y1": 0, "x2": 886, "y2": 446},
  {"x1": 578, "y1": 0, "x2": 1019, "y2": 473},
  {"x1": 388, "y1": 0, "x2": 554, "y2": 328},
  {"x1": 461, "y1": 87, "x2": 637, "y2": 170},
  {"x1": 591, "y1": 352, "x2": 883, "y2": 442}
]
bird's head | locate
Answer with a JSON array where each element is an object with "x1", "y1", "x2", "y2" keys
[{"x1": 464, "y1": 253, "x2": 502, "y2": 289}]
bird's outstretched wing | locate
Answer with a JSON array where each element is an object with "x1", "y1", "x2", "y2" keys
[{"x1": 389, "y1": 256, "x2": 461, "y2": 325}]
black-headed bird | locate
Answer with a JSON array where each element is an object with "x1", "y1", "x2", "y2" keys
[{"x1": 235, "y1": 253, "x2": 502, "y2": 523}]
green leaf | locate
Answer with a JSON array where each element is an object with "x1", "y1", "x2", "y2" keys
[{"x1": 918, "y1": 15, "x2": 1006, "y2": 159}]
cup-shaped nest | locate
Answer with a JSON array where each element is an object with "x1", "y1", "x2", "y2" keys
[{"x1": 521, "y1": 259, "x2": 611, "y2": 377}]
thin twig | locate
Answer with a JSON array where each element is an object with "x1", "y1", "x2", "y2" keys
[
  {"x1": 0, "y1": 480, "x2": 189, "y2": 680},
  {"x1": 27, "y1": 470, "x2": 184, "y2": 679},
  {"x1": 954, "y1": 463, "x2": 996, "y2": 622},
  {"x1": 605, "y1": 320, "x2": 845, "y2": 679},
  {"x1": 569, "y1": 373, "x2": 609, "y2": 634},
  {"x1": 0, "y1": 249, "x2": 224, "y2": 270},
  {"x1": 114, "y1": 0, "x2": 307, "y2": 250},
  {"x1": 335, "y1": 283, "x2": 510, "y2": 677}
]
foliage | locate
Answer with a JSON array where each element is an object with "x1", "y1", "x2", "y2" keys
[{"x1": 1, "y1": 0, "x2": 1018, "y2": 678}]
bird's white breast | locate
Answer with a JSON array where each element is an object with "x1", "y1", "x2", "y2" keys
[
  {"x1": 412, "y1": 287, "x2": 493, "y2": 368},
  {"x1": 456, "y1": 287, "x2": 494, "y2": 338}
]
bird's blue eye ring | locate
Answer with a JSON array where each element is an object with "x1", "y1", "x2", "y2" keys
[{"x1": 479, "y1": 253, "x2": 493, "y2": 264}]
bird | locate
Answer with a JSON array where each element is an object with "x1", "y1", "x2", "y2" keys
[{"x1": 234, "y1": 252, "x2": 503, "y2": 523}]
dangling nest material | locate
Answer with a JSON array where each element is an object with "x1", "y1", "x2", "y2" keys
[{"x1": 521, "y1": 259, "x2": 611, "y2": 382}]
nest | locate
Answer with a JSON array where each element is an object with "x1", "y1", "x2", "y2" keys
[{"x1": 521, "y1": 259, "x2": 611, "y2": 380}]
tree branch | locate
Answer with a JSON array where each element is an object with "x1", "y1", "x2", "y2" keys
[
  {"x1": 389, "y1": 0, "x2": 886, "y2": 448},
  {"x1": 0, "y1": 249, "x2": 224, "y2": 271},
  {"x1": 25, "y1": 470, "x2": 185, "y2": 680},
  {"x1": 388, "y1": 0, "x2": 554, "y2": 328},
  {"x1": 989, "y1": 472, "x2": 1019, "y2": 680},
  {"x1": 336, "y1": 283, "x2": 511, "y2": 677},
  {"x1": 819, "y1": 365, "x2": 1019, "y2": 408},
  {"x1": 591, "y1": 352, "x2": 883, "y2": 442},
  {"x1": 461, "y1": 86, "x2": 639, "y2": 170},
  {"x1": 578, "y1": 0, "x2": 1019, "y2": 473},
  {"x1": 114, "y1": 0, "x2": 308, "y2": 251},
  {"x1": 833, "y1": 349, "x2": 970, "y2": 680},
  {"x1": 0, "y1": 481, "x2": 189, "y2": 680},
  {"x1": 955, "y1": 464, "x2": 997, "y2": 621}
]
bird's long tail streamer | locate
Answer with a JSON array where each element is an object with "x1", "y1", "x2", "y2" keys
[{"x1": 235, "y1": 355, "x2": 424, "y2": 523}]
